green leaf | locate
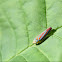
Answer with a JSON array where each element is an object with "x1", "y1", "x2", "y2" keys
[{"x1": 0, "y1": 0, "x2": 62, "y2": 62}]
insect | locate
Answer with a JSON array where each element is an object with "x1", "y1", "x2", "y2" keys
[{"x1": 33, "y1": 27, "x2": 52, "y2": 44}]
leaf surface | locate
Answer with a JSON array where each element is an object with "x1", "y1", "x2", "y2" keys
[{"x1": 0, "y1": 0, "x2": 62, "y2": 62}]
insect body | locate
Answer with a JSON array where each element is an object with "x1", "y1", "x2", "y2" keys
[{"x1": 33, "y1": 27, "x2": 52, "y2": 44}]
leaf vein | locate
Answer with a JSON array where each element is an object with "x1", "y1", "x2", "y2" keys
[
  {"x1": 36, "y1": 47, "x2": 50, "y2": 62},
  {"x1": 45, "y1": 0, "x2": 47, "y2": 28},
  {"x1": 1, "y1": 8, "x2": 17, "y2": 55}
]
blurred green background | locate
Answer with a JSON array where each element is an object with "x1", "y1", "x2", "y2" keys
[{"x1": 0, "y1": 0, "x2": 62, "y2": 62}]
